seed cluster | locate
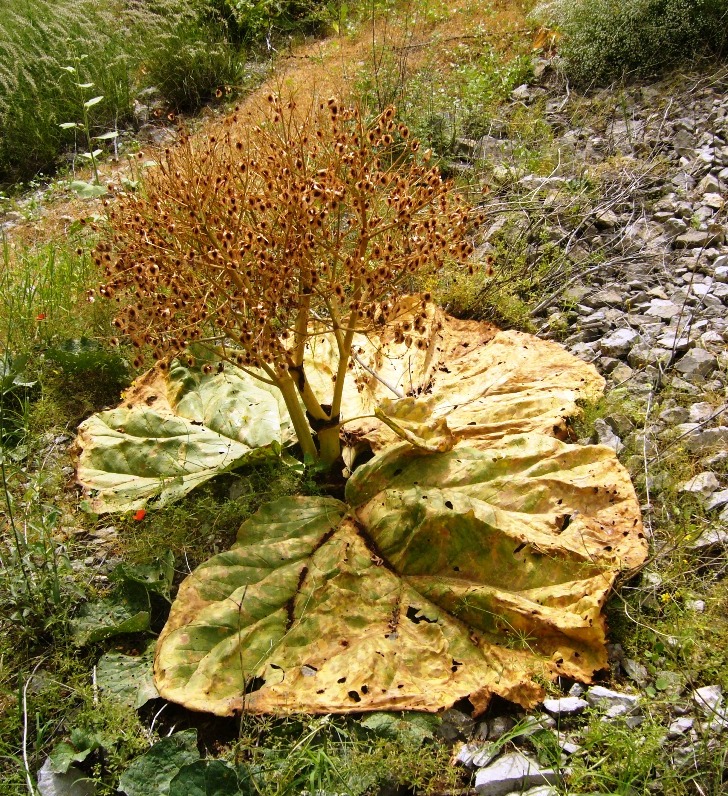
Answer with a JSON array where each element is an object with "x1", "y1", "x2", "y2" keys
[{"x1": 95, "y1": 96, "x2": 478, "y2": 375}]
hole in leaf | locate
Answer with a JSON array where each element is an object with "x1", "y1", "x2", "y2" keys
[
  {"x1": 338, "y1": 677, "x2": 347, "y2": 683},
  {"x1": 406, "y1": 606, "x2": 437, "y2": 624},
  {"x1": 445, "y1": 500, "x2": 454, "y2": 509},
  {"x1": 348, "y1": 690, "x2": 361, "y2": 702},
  {"x1": 513, "y1": 542, "x2": 527, "y2": 555},
  {"x1": 361, "y1": 684, "x2": 369, "y2": 694},
  {"x1": 301, "y1": 664, "x2": 318, "y2": 677},
  {"x1": 244, "y1": 676, "x2": 265, "y2": 694}
]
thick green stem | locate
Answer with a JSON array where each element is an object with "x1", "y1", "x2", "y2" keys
[
  {"x1": 276, "y1": 375, "x2": 320, "y2": 462},
  {"x1": 317, "y1": 425, "x2": 341, "y2": 466}
]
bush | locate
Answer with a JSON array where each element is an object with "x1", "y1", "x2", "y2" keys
[
  {"x1": 144, "y1": 19, "x2": 244, "y2": 113},
  {"x1": 540, "y1": 0, "x2": 728, "y2": 85},
  {"x1": 202, "y1": 0, "x2": 329, "y2": 46}
]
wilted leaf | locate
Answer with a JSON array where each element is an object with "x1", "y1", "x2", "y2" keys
[
  {"x1": 168, "y1": 761, "x2": 254, "y2": 796},
  {"x1": 76, "y1": 299, "x2": 603, "y2": 512},
  {"x1": 75, "y1": 351, "x2": 296, "y2": 512},
  {"x1": 154, "y1": 432, "x2": 645, "y2": 715},
  {"x1": 96, "y1": 642, "x2": 159, "y2": 708},
  {"x1": 374, "y1": 397, "x2": 455, "y2": 452},
  {"x1": 70, "y1": 581, "x2": 150, "y2": 645},
  {"x1": 118, "y1": 730, "x2": 199, "y2": 796}
]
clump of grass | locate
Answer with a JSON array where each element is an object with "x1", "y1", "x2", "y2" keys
[
  {"x1": 0, "y1": 0, "x2": 243, "y2": 182},
  {"x1": 536, "y1": 0, "x2": 728, "y2": 86}
]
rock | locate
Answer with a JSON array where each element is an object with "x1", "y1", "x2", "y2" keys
[
  {"x1": 697, "y1": 173, "x2": 722, "y2": 194},
  {"x1": 693, "y1": 685, "x2": 724, "y2": 715},
  {"x1": 610, "y1": 363, "x2": 635, "y2": 383},
  {"x1": 705, "y1": 489, "x2": 728, "y2": 511},
  {"x1": 592, "y1": 418, "x2": 623, "y2": 453},
  {"x1": 438, "y1": 708, "x2": 474, "y2": 742},
  {"x1": 542, "y1": 697, "x2": 588, "y2": 716},
  {"x1": 691, "y1": 528, "x2": 728, "y2": 549},
  {"x1": 702, "y1": 192, "x2": 724, "y2": 209},
  {"x1": 588, "y1": 288, "x2": 624, "y2": 308},
  {"x1": 689, "y1": 401, "x2": 720, "y2": 423},
  {"x1": 659, "y1": 406, "x2": 690, "y2": 424},
  {"x1": 667, "y1": 717, "x2": 694, "y2": 739},
  {"x1": 644, "y1": 298, "x2": 682, "y2": 319},
  {"x1": 585, "y1": 686, "x2": 640, "y2": 713},
  {"x1": 623, "y1": 658, "x2": 649, "y2": 687},
  {"x1": 679, "y1": 471, "x2": 720, "y2": 496},
  {"x1": 568, "y1": 683, "x2": 585, "y2": 698},
  {"x1": 628, "y1": 342, "x2": 671, "y2": 368},
  {"x1": 656, "y1": 331, "x2": 691, "y2": 351},
  {"x1": 674, "y1": 348, "x2": 717, "y2": 380},
  {"x1": 474, "y1": 752, "x2": 558, "y2": 796},
  {"x1": 654, "y1": 670, "x2": 685, "y2": 698},
  {"x1": 507, "y1": 787, "x2": 559, "y2": 796},
  {"x1": 683, "y1": 426, "x2": 728, "y2": 453},
  {"x1": 456, "y1": 742, "x2": 498, "y2": 769},
  {"x1": 487, "y1": 715, "x2": 517, "y2": 740},
  {"x1": 674, "y1": 229, "x2": 721, "y2": 249},
  {"x1": 594, "y1": 209, "x2": 620, "y2": 229},
  {"x1": 600, "y1": 328, "x2": 639, "y2": 357},
  {"x1": 685, "y1": 599, "x2": 706, "y2": 611},
  {"x1": 37, "y1": 758, "x2": 95, "y2": 796}
]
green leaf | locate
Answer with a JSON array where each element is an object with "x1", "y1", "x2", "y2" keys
[
  {"x1": 94, "y1": 131, "x2": 119, "y2": 141},
  {"x1": 154, "y1": 432, "x2": 645, "y2": 715},
  {"x1": 83, "y1": 95, "x2": 104, "y2": 109},
  {"x1": 359, "y1": 712, "x2": 439, "y2": 745},
  {"x1": 69, "y1": 181, "x2": 107, "y2": 199},
  {"x1": 79, "y1": 149, "x2": 103, "y2": 159},
  {"x1": 76, "y1": 352, "x2": 296, "y2": 512},
  {"x1": 111, "y1": 550, "x2": 175, "y2": 599},
  {"x1": 59, "y1": 122, "x2": 80, "y2": 129},
  {"x1": 49, "y1": 742, "x2": 93, "y2": 774},
  {"x1": 50, "y1": 730, "x2": 103, "y2": 774},
  {"x1": 96, "y1": 642, "x2": 159, "y2": 709},
  {"x1": 168, "y1": 761, "x2": 254, "y2": 796},
  {"x1": 70, "y1": 581, "x2": 150, "y2": 645},
  {"x1": 118, "y1": 730, "x2": 199, "y2": 796},
  {"x1": 46, "y1": 338, "x2": 128, "y2": 378},
  {"x1": 77, "y1": 82, "x2": 94, "y2": 89}
]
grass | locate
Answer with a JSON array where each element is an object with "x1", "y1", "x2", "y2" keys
[{"x1": 2, "y1": 0, "x2": 728, "y2": 794}]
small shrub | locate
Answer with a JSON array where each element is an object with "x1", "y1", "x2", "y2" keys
[
  {"x1": 144, "y1": 19, "x2": 244, "y2": 113},
  {"x1": 202, "y1": 0, "x2": 329, "y2": 46},
  {"x1": 539, "y1": 0, "x2": 728, "y2": 86}
]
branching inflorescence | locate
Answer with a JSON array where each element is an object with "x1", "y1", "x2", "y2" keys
[{"x1": 94, "y1": 95, "x2": 480, "y2": 466}]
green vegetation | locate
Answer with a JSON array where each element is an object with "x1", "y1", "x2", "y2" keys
[
  {"x1": 539, "y1": 0, "x2": 728, "y2": 86},
  {"x1": 0, "y1": 0, "x2": 334, "y2": 184},
  {"x1": 2, "y1": 0, "x2": 728, "y2": 794}
]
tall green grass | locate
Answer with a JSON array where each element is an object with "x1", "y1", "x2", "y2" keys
[{"x1": 0, "y1": 0, "x2": 243, "y2": 183}]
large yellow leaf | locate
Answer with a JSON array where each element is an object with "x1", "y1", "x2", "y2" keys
[
  {"x1": 75, "y1": 298, "x2": 604, "y2": 511},
  {"x1": 154, "y1": 434, "x2": 645, "y2": 716}
]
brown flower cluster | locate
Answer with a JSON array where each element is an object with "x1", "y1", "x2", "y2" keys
[{"x1": 94, "y1": 95, "x2": 479, "y2": 463}]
